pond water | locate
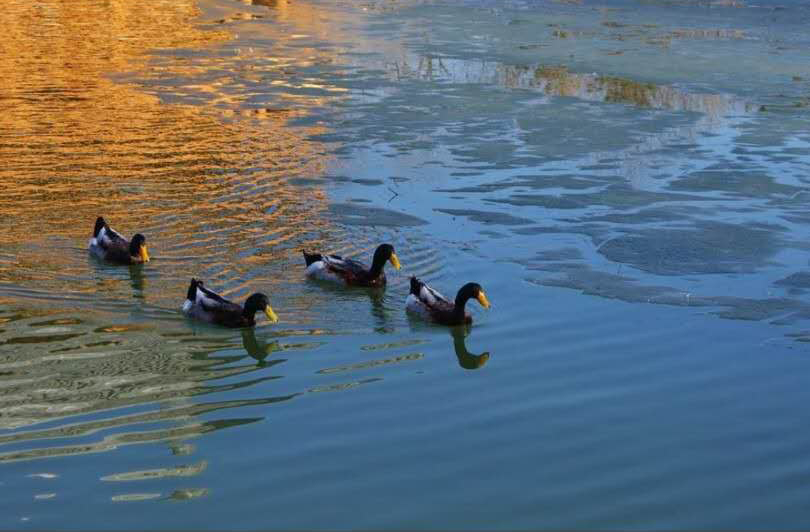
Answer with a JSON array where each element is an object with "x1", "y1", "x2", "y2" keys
[{"x1": 1, "y1": 0, "x2": 810, "y2": 528}]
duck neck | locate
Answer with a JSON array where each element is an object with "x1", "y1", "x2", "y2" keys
[
  {"x1": 453, "y1": 292, "x2": 471, "y2": 319},
  {"x1": 241, "y1": 303, "x2": 260, "y2": 325},
  {"x1": 368, "y1": 254, "x2": 386, "y2": 278}
]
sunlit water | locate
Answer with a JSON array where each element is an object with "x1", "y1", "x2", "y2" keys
[{"x1": 2, "y1": 0, "x2": 810, "y2": 528}]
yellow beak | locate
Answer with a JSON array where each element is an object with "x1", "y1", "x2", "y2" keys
[
  {"x1": 476, "y1": 291, "x2": 491, "y2": 309},
  {"x1": 264, "y1": 306, "x2": 279, "y2": 324},
  {"x1": 139, "y1": 245, "x2": 150, "y2": 263},
  {"x1": 389, "y1": 252, "x2": 401, "y2": 270}
]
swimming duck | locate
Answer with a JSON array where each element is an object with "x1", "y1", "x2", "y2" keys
[
  {"x1": 88, "y1": 216, "x2": 150, "y2": 265},
  {"x1": 182, "y1": 278, "x2": 278, "y2": 328},
  {"x1": 406, "y1": 277, "x2": 490, "y2": 326},
  {"x1": 302, "y1": 243, "x2": 401, "y2": 287}
]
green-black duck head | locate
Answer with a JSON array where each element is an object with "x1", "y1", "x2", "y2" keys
[
  {"x1": 243, "y1": 292, "x2": 279, "y2": 324},
  {"x1": 370, "y1": 243, "x2": 401, "y2": 276}
]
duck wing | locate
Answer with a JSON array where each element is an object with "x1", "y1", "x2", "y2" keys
[
  {"x1": 322, "y1": 254, "x2": 371, "y2": 282},
  {"x1": 96, "y1": 224, "x2": 129, "y2": 250},
  {"x1": 410, "y1": 277, "x2": 454, "y2": 312},
  {"x1": 196, "y1": 283, "x2": 242, "y2": 314},
  {"x1": 90, "y1": 224, "x2": 135, "y2": 263}
]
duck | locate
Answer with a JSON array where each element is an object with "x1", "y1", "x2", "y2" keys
[
  {"x1": 88, "y1": 216, "x2": 150, "y2": 265},
  {"x1": 302, "y1": 243, "x2": 401, "y2": 287},
  {"x1": 182, "y1": 278, "x2": 278, "y2": 328},
  {"x1": 406, "y1": 276, "x2": 490, "y2": 326}
]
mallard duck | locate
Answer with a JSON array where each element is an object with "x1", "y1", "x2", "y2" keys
[
  {"x1": 182, "y1": 278, "x2": 278, "y2": 328},
  {"x1": 302, "y1": 243, "x2": 401, "y2": 287},
  {"x1": 88, "y1": 216, "x2": 150, "y2": 265},
  {"x1": 406, "y1": 277, "x2": 490, "y2": 325}
]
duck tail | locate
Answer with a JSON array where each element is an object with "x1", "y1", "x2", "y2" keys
[
  {"x1": 409, "y1": 276, "x2": 423, "y2": 296},
  {"x1": 186, "y1": 278, "x2": 200, "y2": 301},
  {"x1": 93, "y1": 216, "x2": 106, "y2": 237},
  {"x1": 302, "y1": 250, "x2": 322, "y2": 267}
]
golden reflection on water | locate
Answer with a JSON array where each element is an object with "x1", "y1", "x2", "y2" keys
[
  {"x1": 0, "y1": 0, "x2": 344, "y2": 471},
  {"x1": 0, "y1": 0, "x2": 336, "y2": 303}
]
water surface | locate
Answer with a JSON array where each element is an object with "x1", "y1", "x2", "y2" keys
[{"x1": 2, "y1": 0, "x2": 810, "y2": 529}]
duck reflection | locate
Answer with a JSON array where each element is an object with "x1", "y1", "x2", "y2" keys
[
  {"x1": 367, "y1": 287, "x2": 394, "y2": 334},
  {"x1": 451, "y1": 326, "x2": 490, "y2": 370},
  {"x1": 86, "y1": 255, "x2": 146, "y2": 299},
  {"x1": 241, "y1": 328, "x2": 285, "y2": 367},
  {"x1": 128, "y1": 264, "x2": 145, "y2": 294},
  {"x1": 308, "y1": 281, "x2": 393, "y2": 333}
]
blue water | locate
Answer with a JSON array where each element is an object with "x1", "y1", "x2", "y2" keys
[{"x1": 1, "y1": 0, "x2": 810, "y2": 528}]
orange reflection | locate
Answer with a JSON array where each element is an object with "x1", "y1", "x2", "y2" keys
[
  {"x1": 0, "y1": 0, "x2": 343, "y2": 463},
  {"x1": 0, "y1": 0, "x2": 333, "y2": 297}
]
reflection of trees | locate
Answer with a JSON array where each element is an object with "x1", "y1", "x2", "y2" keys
[
  {"x1": 517, "y1": 65, "x2": 757, "y2": 119},
  {"x1": 248, "y1": 0, "x2": 283, "y2": 7},
  {"x1": 387, "y1": 54, "x2": 761, "y2": 188},
  {"x1": 391, "y1": 55, "x2": 452, "y2": 81},
  {"x1": 391, "y1": 56, "x2": 756, "y2": 118}
]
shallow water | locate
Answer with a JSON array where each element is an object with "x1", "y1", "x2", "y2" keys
[{"x1": 2, "y1": 0, "x2": 810, "y2": 528}]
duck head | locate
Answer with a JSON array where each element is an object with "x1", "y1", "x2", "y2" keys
[
  {"x1": 243, "y1": 293, "x2": 279, "y2": 324},
  {"x1": 129, "y1": 234, "x2": 150, "y2": 263},
  {"x1": 455, "y1": 282, "x2": 491, "y2": 310},
  {"x1": 370, "y1": 243, "x2": 401, "y2": 276}
]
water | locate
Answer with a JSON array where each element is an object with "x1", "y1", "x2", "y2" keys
[{"x1": 1, "y1": 0, "x2": 810, "y2": 528}]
